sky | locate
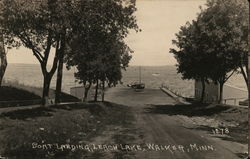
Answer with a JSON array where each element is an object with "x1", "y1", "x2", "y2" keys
[{"x1": 7, "y1": 0, "x2": 206, "y2": 66}]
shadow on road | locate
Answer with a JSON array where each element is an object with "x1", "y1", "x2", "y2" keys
[{"x1": 144, "y1": 103, "x2": 231, "y2": 117}]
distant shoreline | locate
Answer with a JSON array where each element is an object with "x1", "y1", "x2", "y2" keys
[{"x1": 8, "y1": 63, "x2": 176, "y2": 67}]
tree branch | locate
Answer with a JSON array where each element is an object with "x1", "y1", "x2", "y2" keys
[
  {"x1": 32, "y1": 49, "x2": 43, "y2": 64},
  {"x1": 21, "y1": 31, "x2": 45, "y2": 60},
  {"x1": 225, "y1": 69, "x2": 236, "y2": 82},
  {"x1": 240, "y1": 65, "x2": 248, "y2": 86},
  {"x1": 18, "y1": 33, "x2": 45, "y2": 63}
]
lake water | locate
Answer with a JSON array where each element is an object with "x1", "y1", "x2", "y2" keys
[{"x1": 3, "y1": 63, "x2": 247, "y2": 98}]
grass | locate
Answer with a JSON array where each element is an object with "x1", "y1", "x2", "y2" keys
[
  {"x1": 0, "y1": 102, "x2": 136, "y2": 159},
  {"x1": 54, "y1": 91, "x2": 80, "y2": 103},
  {"x1": 0, "y1": 86, "x2": 41, "y2": 101},
  {"x1": 0, "y1": 80, "x2": 79, "y2": 105},
  {"x1": 2, "y1": 79, "x2": 45, "y2": 97}
]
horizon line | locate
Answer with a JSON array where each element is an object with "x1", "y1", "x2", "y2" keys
[{"x1": 8, "y1": 62, "x2": 176, "y2": 67}]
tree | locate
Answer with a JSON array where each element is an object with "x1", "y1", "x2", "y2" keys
[
  {"x1": 54, "y1": 0, "x2": 139, "y2": 103},
  {"x1": 0, "y1": 29, "x2": 7, "y2": 87},
  {"x1": 54, "y1": 0, "x2": 81, "y2": 104},
  {"x1": 55, "y1": 30, "x2": 66, "y2": 104},
  {"x1": 98, "y1": 40, "x2": 132, "y2": 101},
  {"x1": 65, "y1": 0, "x2": 138, "y2": 102},
  {"x1": 198, "y1": 0, "x2": 248, "y2": 103},
  {"x1": 247, "y1": 1, "x2": 250, "y2": 158},
  {"x1": 170, "y1": 19, "x2": 213, "y2": 102},
  {"x1": 0, "y1": 0, "x2": 75, "y2": 105},
  {"x1": 171, "y1": 0, "x2": 248, "y2": 103},
  {"x1": 0, "y1": 1, "x2": 7, "y2": 87},
  {"x1": 67, "y1": 32, "x2": 132, "y2": 102}
]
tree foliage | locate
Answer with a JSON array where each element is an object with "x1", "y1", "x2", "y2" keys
[
  {"x1": 200, "y1": 0, "x2": 248, "y2": 84},
  {"x1": 0, "y1": 0, "x2": 138, "y2": 103},
  {"x1": 170, "y1": 0, "x2": 248, "y2": 103},
  {"x1": 65, "y1": 0, "x2": 138, "y2": 101},
  {"x1": 170, "y1": 19, "x2": 214, "y2": 102},
  {"x1": 0, "y1": 0, "x2": 77, "y2": 105}
]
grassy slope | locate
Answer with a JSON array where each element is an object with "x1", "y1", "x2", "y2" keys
[
  {"x1": 0, "y1": 84, "x2": 79, "y2": 103},
  {"x1": 0, "y1": 86, "x2": 41, "y2": 101},
  {"x1": 51, "y1": 90, "x2": 80, "y2": 103},
  {"x1": 0, "y1": 102, "x2": 136, "y2": 159}
]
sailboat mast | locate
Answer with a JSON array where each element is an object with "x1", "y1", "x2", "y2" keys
[{"x1": 139, "y1": 66, "x2": 141, "y2": 84}]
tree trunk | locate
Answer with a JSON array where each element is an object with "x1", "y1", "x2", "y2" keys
[
  {"x1": 83, "y1": 82, "x2": 91, "y2": 102},
  {"x1": 245, "y1": 64, "x2": 249, "y2": 94},
  {"x1": 101, "y1": 80, "x2": 105, "y2": 102},
  {"x1": 200, "y1": 79, "x2": 206, "y2": 103},
  {"x1": 94, "y1": 80, "x2": 99, "y2": 102},
  {"x1": 0, "y1": 31, "x2": 7, "y2": 87},
  {"x1": 248, "y1": 2, "x2": 250, "y2": 158},
  {"x1": 218, "y1": 82, "x2": 224, "y2": 104},
  {"x1": 55, "y1": 55, "x2": 64, "y2": 104},
  {"x1": 55, "y1": 32, "x2": 66, "y2": 104},
  {"x1": 42, "y1": 73, "x2": 53, "y2": 106}
]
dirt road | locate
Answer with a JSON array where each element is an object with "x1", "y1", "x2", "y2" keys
[{"x1": 105, "y1": 86, "x2": 245, "y2": 159}]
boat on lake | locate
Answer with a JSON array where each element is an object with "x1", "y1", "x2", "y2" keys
[{"x1": 127, "y1": 66, "x2": 145, "y2": 89}]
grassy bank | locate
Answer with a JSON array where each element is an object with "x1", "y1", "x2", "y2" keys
[
  {"x1": 0, "y1": 86, "x2": 41, "y2": 101},
  {"x1": 0, "y1": 83, "x2": 79, "y2": 106},
  {"x1": 0, "y1": 102, "x2": 137, "y2": 159}
]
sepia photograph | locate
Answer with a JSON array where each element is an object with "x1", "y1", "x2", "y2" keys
[{"x1": 0, "y1": 0, "x2": 249, "y2": 158}]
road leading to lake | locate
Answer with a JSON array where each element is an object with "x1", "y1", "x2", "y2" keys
[{"x1": 105, "y1": 86, "x2": 245, "y2": 159}]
